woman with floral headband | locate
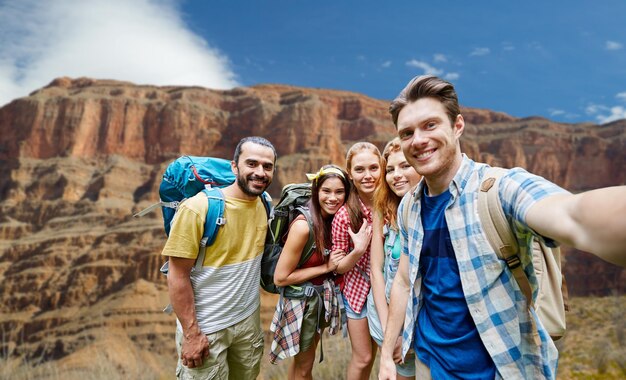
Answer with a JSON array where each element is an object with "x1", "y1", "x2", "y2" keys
[{"x1": 269, "y1": 164, "x2": 351, "y2": 379}]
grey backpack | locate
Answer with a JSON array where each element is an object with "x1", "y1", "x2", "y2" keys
[{"x1": 478, "y1": 167, "x2": 568, "y2": 340}]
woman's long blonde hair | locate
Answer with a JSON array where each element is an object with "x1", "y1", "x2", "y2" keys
[{"x1": 345, "y1": 142, "x2": 382, "y2": 231}]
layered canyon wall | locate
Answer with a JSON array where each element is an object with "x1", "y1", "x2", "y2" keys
[{"x1": 0, "y1": 78, "x2": 623, "y2": 368}]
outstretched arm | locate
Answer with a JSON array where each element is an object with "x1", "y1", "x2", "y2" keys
[{"x1": 526, "y1": 186, "x2": 626, "y2": 267}]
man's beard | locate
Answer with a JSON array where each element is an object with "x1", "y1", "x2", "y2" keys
[{"x1": 237, "y1": 174, "x2": 270, "y2": 197}]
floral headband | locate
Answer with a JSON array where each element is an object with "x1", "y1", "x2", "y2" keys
[{"x1": 306, "y1": 166, "x2": 345, "y2": 182}]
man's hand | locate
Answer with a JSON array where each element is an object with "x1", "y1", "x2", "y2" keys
[{"x1": 181, "y1": 330, "x2": 210, "y2": 368}]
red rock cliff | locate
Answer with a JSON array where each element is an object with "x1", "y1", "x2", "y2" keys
[{"x1": 0, "y1": 78, "x2": 623, "y2": 368}]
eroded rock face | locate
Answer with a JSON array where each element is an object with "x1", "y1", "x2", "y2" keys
[{"x1": 0, "y1": 78, "x2": 623, "y2": 367}]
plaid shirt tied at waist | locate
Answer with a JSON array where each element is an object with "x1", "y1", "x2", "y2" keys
[{"x1": 269, "y1": 278, "x2": 339, "y2": 363}]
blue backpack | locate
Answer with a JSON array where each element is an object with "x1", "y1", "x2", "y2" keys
[{"x1": 134, "y1": 155, "x2": 272, "y2": 274}]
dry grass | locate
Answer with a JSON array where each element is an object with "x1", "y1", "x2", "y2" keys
[
  {"x1": 557, "y1": 295, "x2": 626, "y2": 379},
  {"x1": 1, "y1": 295, "x2": 624, "y2": 379},
  {"x1": 261, "y1": 332, "x2": 380, "y2": 380},
  {"x1": 0, "y1": 348, "x2": 171, "y2": 380}
]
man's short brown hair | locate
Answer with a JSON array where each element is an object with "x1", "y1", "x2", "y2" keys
[{"x1": 389, "y1": 75, "x2": 460, "y2": 127}]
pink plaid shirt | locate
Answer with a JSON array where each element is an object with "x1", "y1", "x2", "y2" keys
[{"x1": 331, "y1": 199, "x2": 372, "y2": 313}]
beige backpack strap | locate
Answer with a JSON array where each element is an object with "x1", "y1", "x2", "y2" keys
[
  {"x1": 478, "y1": 167, "x2": 533, "y2": 307},
  {"x1": 401, "y1": 190, "x2": 415, "y2": 233}
]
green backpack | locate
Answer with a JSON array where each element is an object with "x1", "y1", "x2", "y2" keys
[{"x1": 260, "y1": 183, "x2": 316, "y2": 294}]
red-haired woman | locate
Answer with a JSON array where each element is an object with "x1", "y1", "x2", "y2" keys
[{"x1": 368, "y1": 137, "x2": 421, "y2": 380}]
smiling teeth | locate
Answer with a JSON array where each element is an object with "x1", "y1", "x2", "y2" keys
[{"x1": 417, "y1": 150, "x2": 434, "y2": 159}]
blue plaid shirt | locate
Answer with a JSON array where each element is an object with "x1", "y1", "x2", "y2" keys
[{"x1": 398, "y1": 155, "x2": 568, "y2": 379}]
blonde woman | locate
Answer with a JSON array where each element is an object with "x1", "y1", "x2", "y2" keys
[{"x1": 332, "y1": 142, "x2": 381, "y2": 379}]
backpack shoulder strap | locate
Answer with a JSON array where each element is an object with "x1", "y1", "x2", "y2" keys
[
  {"x1": 478, "y1": 167, "x2": 533, "y2": 305},
  {"x1": 202, "y1": 188, "x2": 226, "y2": 244},
  {"x1": 260, "y1": 191, "x2": 273, "y2": 219},
  {"x1": 401, "y1": 190, "x2": 415, "y2": 233},
  {"x1": 296, "y1": 207, "x2": 316, "y2": 267},
  {"x1": 193, "y1": 188, "x2": 227, "y2": 271}
]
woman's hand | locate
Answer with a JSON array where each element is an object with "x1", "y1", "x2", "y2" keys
[
  {"x1": 392, "y1": 336, "x2": 404, "y2": 364},
  {"x1": 326, "y1": 249, "x2": 346, "y2": 272},
  {"x1": 348, "y1": 218, "x2": 373, "y2": 255}
]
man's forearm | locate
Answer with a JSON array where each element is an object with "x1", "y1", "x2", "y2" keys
[
  {"x1": 168, "y1": 274, "x2": 201, "y2": 337},
  {"x1": 570, "y1": 187, "x2": 626, "y2": 265},
  {"x1": 527, "y1": 187, "x2": 626, "y2": 267},
  {"x1": 168, "y1": 266, "x2": 210, "y2": 368},
  {"x1": 381, "y1": 276, "x2": 410, "y2": 359}
]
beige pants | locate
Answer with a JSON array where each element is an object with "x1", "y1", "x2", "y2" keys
[
  {"x1": 176, "y1": 307, "x2": 264, "y2": 380},
  {"x1": 415, "y1": 354, "x2": 432, "y2": 379}
]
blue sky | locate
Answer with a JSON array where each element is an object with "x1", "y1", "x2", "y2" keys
[{"x1": 1, "y1": 1, "x2": 625, "y2": 123}]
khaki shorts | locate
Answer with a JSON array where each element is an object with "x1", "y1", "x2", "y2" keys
[
  {"x1": 175, "y1": 307, "x2": 264, "y2": 380},
  {"x1": 415, "y1": 354, "x2": 432, "y2": 379}
]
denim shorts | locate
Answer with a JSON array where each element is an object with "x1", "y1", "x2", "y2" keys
[
  {"x1": 367, "y1": 291, "x2": 416, "y2": 377},
  {"x1": 342, "y1": 294, "x2": 368, "y2": 320}
]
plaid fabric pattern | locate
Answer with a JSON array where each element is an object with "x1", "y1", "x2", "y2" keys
[
  {"x1": 269, "y1": 279, "x2": 340, "y2": 363},
  {"x1": 398, "y1": 155, "x2": 568, "y2": 379},
  {"x1": 269, "y1": 297, "x2": 305, "y2": 364},
  {"x1": 331, "y1": 199, "x2": 373, "y2": 313},
  {"x1": 323, "y1": 279, "x2": 340, "y2": 335}
]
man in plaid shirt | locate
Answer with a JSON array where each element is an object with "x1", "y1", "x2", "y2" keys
[{"x1": 379, "y1": 75, "x2": 626, "y2": 379}]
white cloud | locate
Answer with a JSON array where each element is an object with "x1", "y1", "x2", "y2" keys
[
  {"x1": 616, "y1": 92, "x2": 626, "y2": 102},
  {"x1": 585, "y1": 102, "x2": 626, "y2": 123},
  {"x1": 405, "y1": 60, "x2": 443, "y2": 76},
  {"x1": 433, "y1": 53, "x2": 447, "y2": 63},
  {"x1": 470, "y1": 47, "x2": 490, "y2": 56},
  {"x1": 381, "y1": 60, "x2": 392, "y2": 68},
  {"x1": 549, "y1": 109, "x2": 565, "y2": 116},
  {"x1": 502, "y1": 42, "x2": 515, "y2": 51},
  {"x1": 548, "y1": 108, "x2": 579, "y2": 120},
  {"x1": 405, "y1": 59, "x2": 460, "y2": 81},
  {"x1": 597, "y1": 106, "x2": 626, "y2": 123},
  {"x1": 0, "y1": 0, "x2": 239, "y2": 106},
  {"x1": 585, "y1": 104, "x2": 606, "y2": 115},
  {"x1": 605, "y1": 40, "x2": 623, "y2": 50}
]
